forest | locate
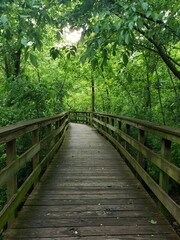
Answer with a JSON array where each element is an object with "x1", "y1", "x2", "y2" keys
[
  {"x1": 0, "y1": 0, "x2": 179, "y2": 127},
  {"x1": 0, "y1": 0, "x2": 180, "y2": 237}
]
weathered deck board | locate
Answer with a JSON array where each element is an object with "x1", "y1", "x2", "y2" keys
[{"x1": 3, "y1": 123, "x2": 179, "y2": 239}]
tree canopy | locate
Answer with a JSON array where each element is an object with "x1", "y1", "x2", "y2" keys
[{"x1": 0, "y1": 0, "x2": 179, "y2": 126}]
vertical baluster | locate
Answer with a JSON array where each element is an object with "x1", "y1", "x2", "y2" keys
[
  {"x1": 159, "y1": 138, "x2": 171, "y2": 193},
  {"x1": 137, "y1": 129, "x2": 145, "y2": 167},
  {"x1": 111, "y1": 118, "x2": 115, "y2": 137},
  {"x1": 101, "y1": 116, "x2": 103, "y2": 131},
  {"x1": 32, "y1": 129, "x2": 40, "y2": 186},
  {"x1": 117, "y1": 120, "x2": 122, "y2": 142},
  {"x1": 106, "y1": 117, "x2": 109, "y2": 135},
  {"x1": 47, "y1": 124, "x2": 52, "y2": 153},
  {"x1": 55, "y1": 120, "x2": 60, "y2": 142},
  {"x1": 75, "y1": 112, "x2": 77, "y2": 123},
  {"x1": 125, "y1": 124, "x2": 130, "y2": 151},
  {"x1": 136, "y1": 129, "x2": 145, "y2": 180},
  {"x1": 86, "y1": 112, "x2": 87, "y2": 124}
]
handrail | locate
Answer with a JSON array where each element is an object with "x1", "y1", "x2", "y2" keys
[
  {"x1": 70, "y1": 111, "x2": 180, "y2": 225},
  {"x1": 0, "y1": 112, "x2": 69, "y2": 231}
]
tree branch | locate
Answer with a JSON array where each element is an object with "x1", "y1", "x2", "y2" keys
[
  {"x1": 135, "y1": 27, "x2": 180, "y2": 79},
  {"x1": 137, "y1": 11, "x2": 180, "y2": 38}
]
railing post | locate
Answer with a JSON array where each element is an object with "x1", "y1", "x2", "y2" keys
[
  {"x1": 159, "y1": 139, "x2": 171, "y2": 193},
  {"x1": 100, "y1": 116, "x2": 103, "y2": 131},
  {"x1": 86, "y1": 112, "x2": 87, "y2": 125},
  {"x1": 88, "y1": 112, "x2": 90, "y2": 125},
  {"x1": 55, "y1": 120, "x2": 60, "y2": 141},
  {"x1": 32, "y1": 129, "x2": 40, "y2": 170},
  {"x1": 137, "y1": 129, "x2": 145, "y2": 167},
  {"x1": 125, "y1": 124, "x2": 130, "y2": 151},
  {"x1": 47, "y1": 124, "x2": 52, "y2": 152},
  {"x1": 111, "y1": 118, "x2": 114, "y2": 137},
  {"x1": 6, "y1": 139, "x2": 17, "y2": 224},
  {"x1": 106, "y1": 117, "x2": 109, "y2": 135},
  {"x1": 102, "y1": 116, "x2": 105, "y2": 131},
  {"x1": 117, "y1": 120, "x2": 122, "y2": 142},
  {"x1": 90, "y1": 112, "x2": 93, "y2": 126}
]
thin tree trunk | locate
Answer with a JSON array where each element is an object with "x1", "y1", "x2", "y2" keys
[
  {"x1": 91, "y1": 76, "x2": 95, "y2": 112},
  {"x1": 155, "y1": 67, "x2": 166, "y2": 125}
]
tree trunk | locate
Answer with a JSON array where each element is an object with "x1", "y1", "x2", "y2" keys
[
  {"x1": 155, "y1": 67, "x2": 166, "y2": 125},
  {"x1": 91, "y1": 76, "x2": 95, "y2": 112}
]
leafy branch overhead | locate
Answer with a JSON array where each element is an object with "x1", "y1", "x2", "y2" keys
[{"x1": 61, "y1": 0, "x2": 180, "y2": 79}]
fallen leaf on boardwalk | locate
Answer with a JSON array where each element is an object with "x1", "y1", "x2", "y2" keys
[{"x1": 149, "y1": 219, "x2": 157, "y2": 224}]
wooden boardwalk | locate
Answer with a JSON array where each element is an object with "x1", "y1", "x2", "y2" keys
[{"x1": 4, "y1": 123, "x2": 179, "y2": 239}]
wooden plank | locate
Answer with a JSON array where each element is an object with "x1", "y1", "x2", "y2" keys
[
  {"x1": 4, "y1": 236, "x2": 179, "y2": 240},
  {"x1": 3, "y1": 236, "x2": 179, "y2": 240},
  {"x1": 11, "y1": 216, "x2": 168, "y2": 228},
  {"x1": 3, "y1": 123, "x2": 179, "y2": 240},
  {"x1": 24, "y1": 198, "x2": 157, "y2": 206},
  {"x1": 3, "y1": 225, "x2": 177, "y2": 238}
]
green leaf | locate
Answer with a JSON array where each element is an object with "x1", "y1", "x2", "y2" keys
[
  {"x1": 80, "y1": 53, "x2": 88, "y2": 64},
  {"x1": 152, "y1": 13, "x2": 159, "y2": 21},
  {"x1": 127, "y1": 73, "x2": 132, "y2": 83},
  {"x1": 70, "y1": 50, "x2": 76, "y2": 56},
  {"x1": 94, "y1": 24, "x2": 99, "y2": 33},
  {"x1": 117, "y1": 32, "x2": 123, "y2": 44},
  {"x1": 128, "y1": 22, "x2": 134, "y2": 30},
  {"x1": 146, "y1": 11, "x2": 151, "y2": 18},
  {"x1": 21, "y1": 39, "x2": 28, "y2": 47},
  {"x1": 29, "y1": 53, "x2": 38, "y2": 68},
  {"x1": 125, "y1": 33, "x2": 130, "y2": 45},
  {"x1": 0, "y1": 15, "x2": 8, "y2": 24},
  {"x1": 142, "y1": 2, "x2": 148, "y2": 11},
  {"x1": 67, "y1": 52, "x2": 71, "y2": 59},
  {"x1": 115, "y1": 22, "x2": 121, "y2": 30},
  {"x1": 56, "y1": 32, "x2": 61, "y2": 41},
  {"x1": 50, "y1": 47, "x2": 60, "y2": 60},
  {"x1": 131, "y1": 6, "x2": 136, "y2": 12},
  {"x1": 112, "y1": 43, "x2": 117, "y2": 56},
  {"x1": 91, "y1": 58, "x2": 98, "y2": 71},
  {"x1": 137, "y1": 18, "x2": 143, "y2": 30},
  {"x1": 123, "y1": 54, "x2": 128, "y2": 66},
  {"x1": 20, "y1": 15, "x2": 31, "y2": 19}
]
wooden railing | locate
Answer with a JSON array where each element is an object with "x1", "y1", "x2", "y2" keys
[
  {"x1": 0, "y1": 111, "x2": 179, "y2": 232},
  {"x1": 69, "y1": 111, "x2": 91, "y2": 125},
  {"x1": 0, "y1": 112, "x2": 69, "y2": 232},
  {"x1": 71, "y1": 111, "x2": 180, "y2": 225}
]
